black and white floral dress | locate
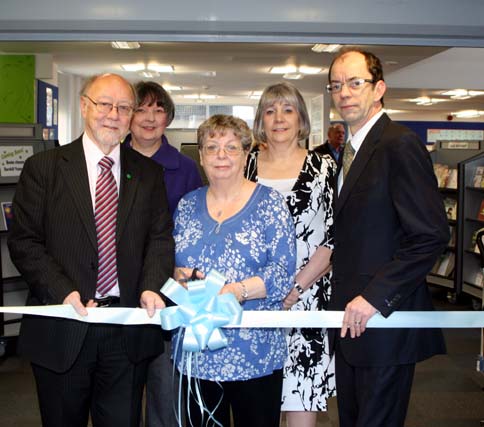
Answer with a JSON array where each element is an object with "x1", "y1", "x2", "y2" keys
[{"x1": 245, "y1": 149, "x2": 337, "y2": 411}]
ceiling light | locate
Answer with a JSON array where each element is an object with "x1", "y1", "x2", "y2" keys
[
  {"x1": 452, "y1": 110, "x2": 483, "y2": 119},
  {"x1": 311, "y1": 44, "x2": 341, "y2": 53},
  {"x1": 249, "y1": 91, "x2": 262, "y2": 99},
  {"x1": 183, "y1": 94, "x2": 217, "y2": 100},
  {"x1": 409, "y1": 97, "x2": 447, "y2": 106},
  {"x1": 442, "y1": 89, "x2": 484, "y2": 99},
  {"x1": 139, "y1": 71, "x2": 159, "y2": 78},
  {"x1": 298, "y1": 66, "x2": 322, "y2": 74},
  {"x1": 270, "y1": 66, "x2": 297, "y2": 74},
  {"x1": 163, "y1": 84, "x2": 182, "y2": 91},
  {"x1": 283, "y1": 73, "x2": 303, "y2": 80},
  {"x1": 147, "y1": 64, "x2": 174, "y2": 73},
  {"x1": 111, "y1": 41, "x2": 140, "y2": 50},
  {"x1": 121, "y1": 63, "x2": 145, "y2": 72}
]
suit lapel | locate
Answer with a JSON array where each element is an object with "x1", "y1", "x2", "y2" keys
[
  {"x1": 59, "y1": 138, "x2": 98, "y2": 250},
  {"x1": 117, "y1": 146, "x2": 141, "y2": 242},
  {"x1": 335, "y1": 114, "x2": 390, "y2": 218}
]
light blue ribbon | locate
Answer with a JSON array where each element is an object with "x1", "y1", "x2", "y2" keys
[{"x1": 160, "y1": 269, "x2": 242, "y2": 352}]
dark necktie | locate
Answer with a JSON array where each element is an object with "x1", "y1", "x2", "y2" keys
[
  {"x1": 342, "y1": 140, "x2": 355, "y2": 179},
  {"x1": 95, "y1": 156, "x2": 118, "y2": 296}
]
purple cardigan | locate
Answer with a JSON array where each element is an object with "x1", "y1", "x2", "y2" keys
[{"x1": 124, "y1": 134, "x2": 203, "y2": 216}]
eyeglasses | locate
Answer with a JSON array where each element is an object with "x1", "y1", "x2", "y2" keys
[
  {"x1": 83, "y1": 94, "x2": 134, "y2": 117},
  {"x1": 326, "y1": 78, "x2": 375, "y2": 94},
  {"x1": 202, "y1": 143, "x2": 244, "y2": 156}
]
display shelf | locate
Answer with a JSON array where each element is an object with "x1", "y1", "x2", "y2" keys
[
  {"x1": 429, "y1": 140, "x2": 484, "y2": 298},
  {"x1": 463, "y1": 282, "x2": 483, "y2": 299},
  {"x1": 427, "y1": 273, "x2": 454, "y2": 289},
  {"x1": 457, "y1": 150, "x2": 484, "y2": 298}
]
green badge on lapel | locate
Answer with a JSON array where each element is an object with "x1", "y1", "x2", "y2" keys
[{"x1": 126, "y1": 173, "x2": 132, "y2": 180}]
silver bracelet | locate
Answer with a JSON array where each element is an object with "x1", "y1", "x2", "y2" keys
[
  {"x1": 294, "y1": 282, "x2": 304, "y2": 294},
  {"x1": 239, "y1": 280, "x2": 249, "y2": 302}
]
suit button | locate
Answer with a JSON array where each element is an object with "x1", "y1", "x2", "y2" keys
[{"x1": 90, "y1": 262, "x2": 96, "y2": 270}]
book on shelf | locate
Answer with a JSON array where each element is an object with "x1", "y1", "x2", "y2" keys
[
  {"x1": 433, "y1": 163, "x2": 450, "y2": 188},
  {"x1": 473, "y1": 166, "x2": 484, "y2": 188},
  {"x1": 473, "y1": 270, "x2": 484, "y2": 288},
  {"x1": 436, "y1": 252, "x2": 455, "y2": 277},
  {"x1": 0, "y1": 201, "x2": 12, "y2": 231},
  {"x1": 448, "y1": 225, "x2": 456, "y2": 247},
  {"x1": 470, "y1": 227, "x2": 484, "y2": 254},
  {"x1": 446, "y1": 168, "x2": 458, "y2": 189},
  {"x1": 443, "y1": 197, "x2": 457, "y2": 221},
  {"x1": 478, "y1": 200, "x2": 484, "y2": 222}
]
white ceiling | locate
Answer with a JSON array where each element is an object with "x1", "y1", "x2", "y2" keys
[{"x1": 1, "y1": 41, "x2": 483, "y2": 119}]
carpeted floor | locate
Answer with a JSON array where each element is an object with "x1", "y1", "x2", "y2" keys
[{"x1": 2, "y1": 289, "x2": 484, "y2": 427}]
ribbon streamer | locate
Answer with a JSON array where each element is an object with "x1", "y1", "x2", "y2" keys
[{"x1": 2, "y1": 305, "x2": 484, "y2": 328}]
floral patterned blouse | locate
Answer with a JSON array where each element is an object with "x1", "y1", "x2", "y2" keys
[{"x1": 173, "y1": 184, "x2": 296, "y2": 381}]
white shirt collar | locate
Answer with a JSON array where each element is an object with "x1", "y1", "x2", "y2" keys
[
  {"x1": 347, "y1": 110, "x2": 384, "y2": 155},
  {"x1": 82, "y1": 133, "x2": 121, "y2": 172}
]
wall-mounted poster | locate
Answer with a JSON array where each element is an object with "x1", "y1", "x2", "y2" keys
[
  {"x1": 0, "y1": 145, "x2": 34, "y2": 177},
  {"x1": 46, "y1": 87, "x2": 53, "y2": 127}
]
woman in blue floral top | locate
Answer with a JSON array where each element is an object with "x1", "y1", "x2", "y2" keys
[{"x1": 173, "y1": 114, "x2": 296, "y2": 427}]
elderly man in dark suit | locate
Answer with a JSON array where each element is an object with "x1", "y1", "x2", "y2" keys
[
  {"x1": 327, "y1": 49, "x2": 448, "y2": 427},
  {"x1": 314, "y1": 122, "x2": 345, "y2": 164},
  {"x1": 8, "y1": 73, "x2": 174, "y2": 427}
]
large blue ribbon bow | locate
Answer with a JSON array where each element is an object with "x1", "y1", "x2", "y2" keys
[{"x1": 160, "y1": 270, "x2": 242, "y2": 352}]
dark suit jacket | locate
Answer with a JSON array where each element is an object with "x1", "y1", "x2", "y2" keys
[
  {"x1": 8, "y1": 137, "x2": 175, "y2": 373},
  {"x1": 314, "y1": 141, "x2": 341, "y2": 166},
  {"x1": 329, "y1": 114, "x2": 448, "y2": 367}
]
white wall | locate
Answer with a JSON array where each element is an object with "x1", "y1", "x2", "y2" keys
[{"x1": 57, "y1": 73, "x2": 84, "y2": 144}]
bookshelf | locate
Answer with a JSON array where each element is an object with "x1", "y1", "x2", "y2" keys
[
  {"x1": 458, "y1": 151, "x2": 484, "y2": 300},
  {"x1": 429, "y1": 140, "x2": 484, "y2": 300}
]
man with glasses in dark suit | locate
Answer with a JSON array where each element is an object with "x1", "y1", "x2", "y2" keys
[
  {"x1": 8, "y1": 73, "x2": 174, "y2": 427},
  {"x1": 327, "y1": 49, "x2": 448, "y2": 427}
]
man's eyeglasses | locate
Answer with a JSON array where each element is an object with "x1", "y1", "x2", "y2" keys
[
  {"x1": 326, "y1": 78, "x2": 375, "y2": 94},
  {"x1": 83, "y1": 95, "x2": 134, "y2": 117},
  {"x1": 202, "y1": 143, "x2": 244, "y2": 156}
]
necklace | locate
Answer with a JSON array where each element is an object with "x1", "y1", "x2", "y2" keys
[{"x1": 207, "y1": 181, "x2": 247, "y2": 221}]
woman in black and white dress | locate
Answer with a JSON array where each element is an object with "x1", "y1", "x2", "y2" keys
[{"x1": 245, "y1": 82, "x2": 337, "y2": 427}]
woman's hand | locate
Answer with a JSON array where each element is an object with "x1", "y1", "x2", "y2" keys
[
  {"x1": 283, "y1": 287, "x2": 301, "y2": 310},
  {"x1": 174, "y1": 267, "x2": 204, "y2": 288},
  {"x1": 219, "y1": 282, "x2": 244, "y2": 302}
]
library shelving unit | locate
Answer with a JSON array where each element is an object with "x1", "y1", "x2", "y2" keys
[
  {"x1": 457, "y1": 149, "x2": 484, "y2": 302},
  {"x1": 429, "y1": 140, "x2": 484, "y2": 302},
  {"x1": 0, "y1": 123, "x2": 55, "y2": 356}
]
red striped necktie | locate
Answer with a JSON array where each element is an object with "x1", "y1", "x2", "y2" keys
[{"x1": 95, "y1": 156, "x2": 118, "y2": 296}]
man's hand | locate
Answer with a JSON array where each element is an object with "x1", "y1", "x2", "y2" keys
[
  {"x1": 63, "y1": 291, "x2": 97, "y2": 316},
  {"x1": 341, "y1": 295, "x2": 378, "y2": 339},
  {"x1": 140, "y1": 290, "x2": 166, "y2": 318}
]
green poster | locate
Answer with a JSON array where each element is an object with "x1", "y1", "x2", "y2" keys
[{"x1": 0, "y1": 55, "x2": 35, "y2": 123}]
